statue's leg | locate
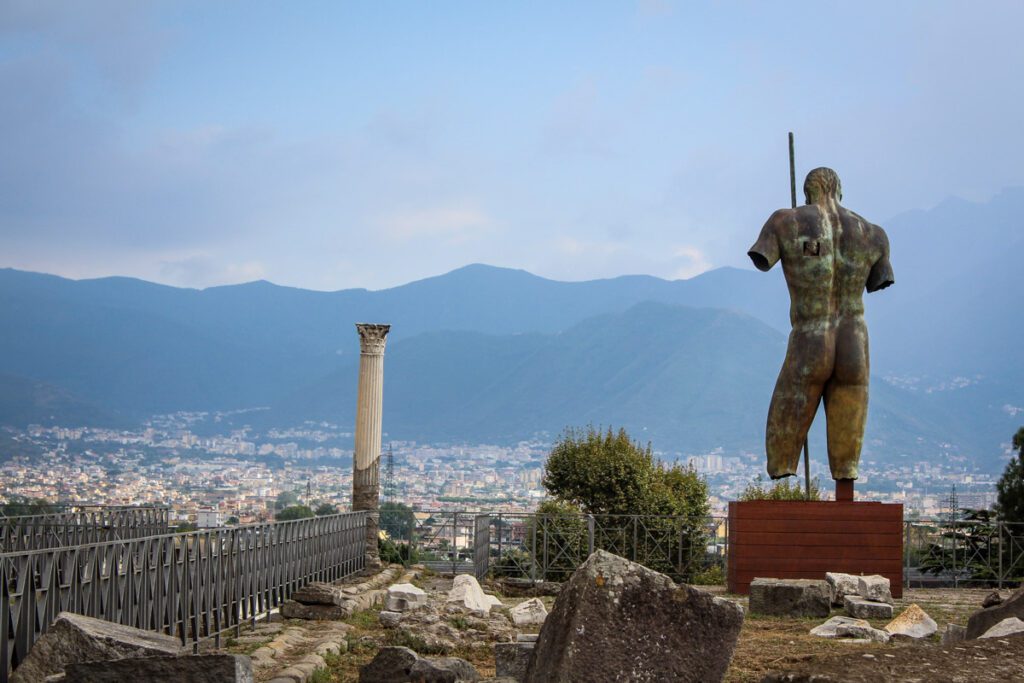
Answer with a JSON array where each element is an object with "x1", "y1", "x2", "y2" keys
[
  {"x1": 765, "y1": 328, "x2": 832, "y2": 479},
  {"x1": 823, "y1": 316, "x2": 869, "y2": 480}
]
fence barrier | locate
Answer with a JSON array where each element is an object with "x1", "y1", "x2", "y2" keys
[
  {"x1": 903, "y1": 518, "x2": 1024, "y2": 589},
  {"x1": 1, "y1": 511, "x2": 368, "y2": 683},
  {"x1": 0, "y1": 507, "x2": 170, "y2": 553}
]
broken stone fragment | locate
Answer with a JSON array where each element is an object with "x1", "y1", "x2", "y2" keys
[
  {"x1": 809, "y1": 616, "x2": 870, "y2": 638},
  {"x1": 978, "y1": 616, "x2": 1024, "y2": 639},
  {"x1": 967, "y1": 584, "x2": 1024, "y2": 639},
  {"x1": 884, "y1": 604, "x2": 937, "y2": 639},
  {"x1": 509, "y1": 598, "x2": 548, "y2": 627},
  {"x1": 447, "y1": 575, "x2": 503, "y2": 615}
]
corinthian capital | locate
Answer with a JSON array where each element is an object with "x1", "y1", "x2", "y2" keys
[{"x1": 356, "y1": 323, "x2": 391, "y2": 354}]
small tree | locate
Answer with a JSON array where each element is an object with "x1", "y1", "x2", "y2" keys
[
  {"x1": 314, "y1": 503, "x2": 339, "y2": 516},
  {"x1": 275, "y1": 490, "x2": 300, "y2": 511},
  {"x1": 380, "y1": 502, "x2": 416, "y2": 541},
  {"x1": 739, "y1": 475, "x2": 821, "y2": 501},
  {"x1": 276, "y1": 505, "x2": 314, "y2": 521},
  {"x1": 541, "y1": 426, "x2": 710, "y2": 581},
  {"x1": 996, "y1": 427, "x2": 1024, "y2": 524}
]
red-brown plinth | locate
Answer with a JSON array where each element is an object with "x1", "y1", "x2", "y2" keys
[{"x1": 727, "y1": 500, "x2": 903, "y2": 598}]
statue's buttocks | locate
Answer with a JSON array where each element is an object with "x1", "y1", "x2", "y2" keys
[{"x1": 748, "y1": 168, "x2": 893, "y2": 482}]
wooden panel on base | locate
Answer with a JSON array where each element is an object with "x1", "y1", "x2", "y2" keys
[{"x1": 727, "y1": 500, "x2": 903, "y2": 598}]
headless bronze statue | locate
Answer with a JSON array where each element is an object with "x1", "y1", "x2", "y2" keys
[{"x1": 748, "y1": 167, "x2": 893, "y2": 485}]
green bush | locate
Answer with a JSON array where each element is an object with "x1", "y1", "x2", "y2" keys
[
  {"x1": 739, "y1": 474, "x2": 821, "y2": 501},
  {"x1": 276, "y1": 505, "x2": 315, "y2": 521}
]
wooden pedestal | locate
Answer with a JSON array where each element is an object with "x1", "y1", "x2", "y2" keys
[{"x1": 727, "y1": 500, "x2": 903, "y2": 598}]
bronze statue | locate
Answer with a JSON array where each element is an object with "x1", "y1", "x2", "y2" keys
[{"x1": 748, "y1": 167, "x2": 893, "y2": 483}]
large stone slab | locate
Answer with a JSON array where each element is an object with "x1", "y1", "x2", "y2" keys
[
  {"x1": 749, "y1": 578, "x2": 831, "y2": 618},
  {"x1": 856, "y1": 575, "x2": 892, "y2": 605},
  {"x1": 62, "y1": 654, "x2": 252, "y2": 682},
  {"x1": 843, "y1": 596, "x2": 893, "y2": 620},
  {"x1": 525, "y1": 550, "x2": 744, "y2": 683},
  {"x1": 385, "y1": 583, "x2": 429, "y2": 612},
  {"x1": 11, "y1": 612, "x2": 184, "y2": 683},
  {"x1": 884, "y1": 604, "x2": 937, "y2": 639},
  {"x1": 979, "y1": 617, "x2": 1024, "y2": 639},
  {"x1": 967, "y1": 585, "x2": 1024, "y2": 639},
  {"x1": 447, "y1": 575, "x2": 503, "y2": 615},
  {"x1": 509, "y1": 598, "x2": 547, "y2": 627},
  {"x1": 834, "y1": 623, "x2": 889, "y2": 643},
  {"x1": 824, "y1": 572, "x2": 859, "y2": 606}
]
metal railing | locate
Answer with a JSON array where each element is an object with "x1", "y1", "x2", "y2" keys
[
  {"x1": 480, "y1": 513, "x2": 727, "y2": 584},
  {"x1": 380, "y1": 509, "x2": 481, "y2": 575},
  {"x1": 904, "y1": 518, "x2": 1024, "y2": 588},
  {"x1": 0, "y1": 507, "x2": 170, "y2": 553},
  {"x1": 1, "y1": 511, "x2": 368, "y2": 683}
]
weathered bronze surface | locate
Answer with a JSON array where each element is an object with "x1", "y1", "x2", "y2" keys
[{"x1": 748, "y1": 168, "x2": 893, "y2": 481}]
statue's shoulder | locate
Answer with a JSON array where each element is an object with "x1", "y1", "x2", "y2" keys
[{"x1": 843, "y1": 207, "x2": 887, "y2": 237}]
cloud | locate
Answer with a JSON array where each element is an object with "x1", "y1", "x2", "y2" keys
[
  {"x1": 669, "y1": 246, "x2": 712, "y2": 280},
  {"x1": 158, "y1": 255, "x2": 267, "y2": 289},
  {"x1": 376, "y1": 205, "x2": 494, "y2": 245}
]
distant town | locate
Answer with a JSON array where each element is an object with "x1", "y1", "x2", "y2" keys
[{"x1": 0, "y1": 410, "x2": 1000, "y2": 525}]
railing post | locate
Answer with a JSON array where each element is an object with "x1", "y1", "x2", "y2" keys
[
  {"x1": 904, "y1": 521, "x2": 910, "y2": 590},
  {"x1": 998, "y1": 520, "x2": 1004, "y2": 590},
  {"x1": 587, "y1": 515, "x2": 595, "y2": 557}
]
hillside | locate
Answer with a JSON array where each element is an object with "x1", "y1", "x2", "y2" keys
[{"x1": 0, "y1": 189, "x2": 1020, "y2": 466}]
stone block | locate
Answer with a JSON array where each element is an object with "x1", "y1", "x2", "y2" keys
[
  {"x1": 509, "y1": 598, "x2": 548, "y2": 627},
  {"x1": 824, "y1": 572, "x2": 860, "y2": 606},
  {"x1": 856, "y1": 575, "x2": 893, "y2": 604},
  {"x1": 292, "y1": 582, "x2": 344, "y2": 606},
  {"x1": 385, "y1": 583, "x2": 429, "y2": 612},
  {"x1": 495, "y1": 642, "x2": 534, "y2": 682},
  {"x1": 359, "y1": 646, "x2": 420, "y2": 683},
  {"x1": 62, "y1": 655, "x2": 253, "y2": 683},
  {"x1": 408, "y1": 657, "x2": 480, "y2": 682},
  {"x1": 884, "y1": 604, "x2": 937, "y2": 639},
  {"x1": 749, "y1": 578, "x2": 831, "y2": 618},
  {"x1": 844, "y1": 596, "x2": 893, "y2": 620},
  {"x1": 11, "y1": 612, "x2": 184, "y2": 683},
  {"x1": 525, "y1": 550, "x2": 744, "y2": 683},
  {"x1": 967, "y1": 585, "x2": 1024, "y2": 639},
  {"x1": 379, "y1": 610, "x2": 404, "y2": 628}
]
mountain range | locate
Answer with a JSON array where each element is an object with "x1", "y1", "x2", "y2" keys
[{"x1": 0, "y1": 188, "x2": 1021, "y2": 470}]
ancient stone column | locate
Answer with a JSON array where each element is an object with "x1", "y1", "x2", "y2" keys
[{"x1": 352, "y1": 323, "x2": 390, "y2": 567}]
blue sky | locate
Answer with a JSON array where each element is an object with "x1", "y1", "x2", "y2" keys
[{"x1": 2, "y1": 1, "x2": 1023, "y2": 289}]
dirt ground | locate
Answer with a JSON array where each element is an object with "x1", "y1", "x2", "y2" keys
[{"x1": 262, "y1": 582, "x2": 1014, "y2": 682}]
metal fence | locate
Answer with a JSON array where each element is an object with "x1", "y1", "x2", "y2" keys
[
  {"x1": 1, "y1": 511, "x2": 368, "y2": 683},
  {"x1": 480, "y1": 513, "x2": 727, "y2": 584},
  {"x1": 0, "y1": 507, "x2": 170, "y2": 553},
  {"x1": 903, "y1": 518, "x2": 1024, "y2": 588},
  {"x1": 380, "y1": 509, "x2": 481, "y2": 575}
]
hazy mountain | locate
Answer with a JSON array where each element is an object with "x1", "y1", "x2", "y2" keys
[
  {"x1": 0, "y1": 374, "x2": 120, "y2": 428},
  {"x1": 0, "y1": 188, "x2": 1020, "y2": 468}
]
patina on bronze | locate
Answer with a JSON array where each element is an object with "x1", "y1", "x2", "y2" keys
[{"x1": 748, "y1": 167, "x2": 893, "y2": 483}]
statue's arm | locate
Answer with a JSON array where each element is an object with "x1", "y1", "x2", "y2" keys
[
  {"x1": 866, "y1": 228, "x2": 894, "y2": 293},
  {"x1": 748, "y1": 212, "x2": 782, "y2": 272}
]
